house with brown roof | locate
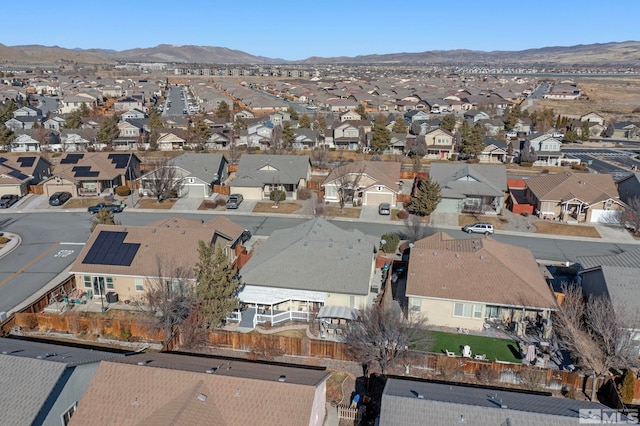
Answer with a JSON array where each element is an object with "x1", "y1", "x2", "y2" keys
[
  {"x1": 69, "y1": 352, "x2": 329, "y2": 426},
  {"x1": 322, "y1": 160, "x2": 402, "y2": 207},
  {"x1": 0, "y1": 155, "x2": 51, "y2": 196},
  {"x1": 524, "y1": 172, "x2": 625, "y2": 223},
  {"x1": 68, "y1": 216, "x2": 245, "y2": 302},
  {"x1": 41, "y1": 152, "x2": 140, "y2": 197},
  {"x1": 405, "y1": 232, "x2": 558, "y2": 332}
]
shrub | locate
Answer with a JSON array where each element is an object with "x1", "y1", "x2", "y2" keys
[
  {"x1": 215, "y1": 198, "x2": 227, "y2": 207},
  {"x1": 397, "y1": 210, "x2": 409, "y2": 220},
  {"x1": 618, "y1": 369, "x2": 636, "y2": 404},
  {"x1": 572, "y1": 163, "x2": 589, "y2": 171},
  {"x1": 87, "y1": 146, "x2": 96, "y2": 152},
  {"x1": 297, "y1": 187, "x2": 312, "y2": 200},
  {"x1": 519, "y1": 162, "x2": 533, "y2": 167},
  {"x1": 380, "y1": 232, "x2": 400, "y2": 253},
  {"x1": 476, "y1": 366, "x2": 500, "y2": 384},
  {"x1": 114, "y1": 185, "x2": 131, "y2": 197},
  {"x1": 466, "y1": 158, "x2": 480, "y2": 164},
  {"x1": 269, "y1": 190, "x2": 286, "y2": 202},
  {"x1": 0, "y1": 236, "x2": 9, "y2": 244},
  {"x1": 521, "y1": 211, "x2": 530, "y2": 217}
]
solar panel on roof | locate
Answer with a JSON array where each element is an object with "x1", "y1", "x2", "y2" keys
[
  {"x1": 82, "y1": 231, "x2": 140, "y2": 266},
  {"x1": 74, "y1": 170, "x2": 100, "y2": 178},
  {"x1": 0, "y1": 158, "x2": 7, "y2": 163},
  {"x1": 60, "y1": 153, "x2": 84, "y2": 164},
  {"x1": 108, "y1": 153, "x2": 130, "y2": 169},
  {"x1": 8, "y1": 170, "x2": 29, "y2": 180},
  {"x1": 16, "y1": 157, "x2": 35, "y2": 167}
]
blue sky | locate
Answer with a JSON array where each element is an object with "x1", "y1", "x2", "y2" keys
[{"x1": 2, "y1": 0, "x2": 639, "y2": 60}]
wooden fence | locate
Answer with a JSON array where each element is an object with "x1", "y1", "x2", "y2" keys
[
  {"x1": 213, "y1": 184, "x2": 230, "y2": 195},
  {"x1": 28, "y1": 185, "x2": 44, "y2": 195},
  {"x1": 306, "y1": 181, "x2": 323, "y2": 191},
  {"x1": 228, "y1": 164, "x2": 238, "y2": 173}
]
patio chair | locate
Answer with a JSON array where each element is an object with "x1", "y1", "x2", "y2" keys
[
  {"x1": 445, "y1": 350, "x2": 456, "y2": 357},
  {"x1": 474, "y1": 354, "x2": 487, "y2": 360}
]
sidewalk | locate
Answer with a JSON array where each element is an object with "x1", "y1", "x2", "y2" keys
[{"x1": 0, "y1": 232, "x2": 21, "y2": 259}]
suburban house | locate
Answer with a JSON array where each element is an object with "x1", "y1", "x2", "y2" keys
[
  {"x1": 58, "y1": 94, "x2": 98, "y2": 114},
  {"x1": 0, "y1": 337, "x2": 123, "y2": 426},
  {"x1": 405, "y1": 232, "x2": 558, "y2": 332},
  {"x1": 157, "y1": 132, "x2": 187, "y2": 151},
  {"x1": 43, "y1": 116, "x2": 66, "y2": 131},
  {"x1": 0, "y1": 155, "x2": 52, "y2": 196},
  {"x1": 57, "y1": 129, "x2": 97, "y2": 152},
  {"x1": 478, "y1": 143, "x2": 508, "y2": 163},
  {"x1": 68, "y1": 216, "x2": 246, "y2": 302},
  {"x1": 69, "y1": 352, "x2": 329, "y2": 426},
  {"x1": 423, "y1": 128, "x2": 455, "y2": 159},
  {"x1": 114, "y1": 96, "x2": 144, "y2": 112},
  {"x1": 322, "y1": 160, "x2": 402, "y2": 207},
  {"x1": 429, "y1": 163, "x2": 508, "y2": 214},
  {"x1": 41, "y1": 152, "x2": 140, "y2": 197},
  {"x1": 139, "y1": 153, "x2": 228, "y2": 198},
  {"x1": 523, "y1": 134, "x2": 563, "y2": 166},
  {"x1": 293, "y1": 128, "x2": 319, "y2": 150},
  {"x1": 524, "y1": 172, "x2": 625, "y2": 223},
  {"x1": 612, "y1": 121, "x2": 639, "y2": 140},
  {"x1": 332, "y1": 122, "x2": 361, "y2": 150},
  {"x1": 228, "y1": 154, "x2": 311, "y2": 201},
  {"x1": 9, "y1": 133, "x2": 42, "y2": 152},
  {"x1": 237, "y1": 218, "x2": 379, "y2": 328},
  {"x1": 580, "y1": 111, "x2": 605, "y2": 125},
  {"x1": 577, "y1": 248, "x2": 640, "y2": 347},
  {"x1": 379, "y1": 377, "x2": 616, "y2": 426}
]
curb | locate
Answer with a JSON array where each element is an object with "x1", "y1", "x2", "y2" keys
[{"x1": 0, "y1": 233, "x2": 21, "y2": 259}]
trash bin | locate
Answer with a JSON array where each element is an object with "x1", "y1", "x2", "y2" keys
[{"x1": 106, "y1": 292, "x2": 119, "y2": 304}]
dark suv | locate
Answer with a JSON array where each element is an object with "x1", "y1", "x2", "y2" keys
[
  {"x1": 0, "y1": 194, "x2": 19, "y2": 208},
  {"x1": 49, "y1": 191, "x2": 72, "y2": 206}
]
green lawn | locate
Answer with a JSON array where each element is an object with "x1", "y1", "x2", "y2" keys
[{"x1": 423, "y1": 331, "x2": 522, "y2": 364}]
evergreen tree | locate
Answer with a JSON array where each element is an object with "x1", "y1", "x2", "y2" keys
[
  {"x1": 298, "y1": 114, "x2": 311, "y2": 128},
  {"x1": 355, "y1": 103, "x2": 368, "y2": 120},
  {"x1": 147, "y1": 106, "x2": 163, "y2": 131},
  {"x1": 440, "y1": 114, "x2": 456, "y2": 132},
  {"x1": 408, "y1": 177, "x2": 441, "y2": 217},
  {"x1": 216, "y1": 100, "x2": 230, "y2": 121},
  {"x1": 618, "y1": 369, "x2": 636, "y2": 404},
  {"x1": 563, "y1": 129, "x2": 579, "y2": 143},
  {"x1": 459, "y1": 119, "x2": 471, "y2": 143},
  {"x1": 286, "y1": 107, "x2": 298, "y2": 121},
  {"x1": 97, "y1": 116, "x2": 120, "y2": 147},
  {"x1": 0, "y1": 99, "x2": 18, "y2": 123},
  {"x1": 195, "y1": 242, "x2": 240, "y2": 328},
  {"x1": 391, "y1": 116, "x2": 408, "y2": 134},
  {"x1": 90, "y1": 208, "x2": 121, "y2": 232},
  {"x1": 64, "y1": 109, "x2": 82, "y2": 129},
  {"x1": 189, "y1": 117, "x2": 212, "y2": 150},
  {"x1": 79, "y1": 102, "x2": 91, "y2": 117},
  {"x1": 0, "y1": 126, "x2": 16, "y2": 147},
  {"x1": 581, "y1": 121, "x2": 591, "y2": 141},
  {"x1": 282, "y1": 121, "x2": 295, "y2": 147},
  {"x1": 603, "y1": 122, "x2": 614, "y2": 138},
  {"x1": 370, "y1": 114, "x2": 391, "y2": 152}
]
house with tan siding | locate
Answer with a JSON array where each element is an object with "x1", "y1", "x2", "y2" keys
[
  {"x1": 68, "y1": 216, "x2": 245, "y2": 303},
  {"x1": 405, "y1": 232, "x2": 558, "y2": 332},
  {"x1": 322, "y1": 160, "x2": 402, "y2": 207}
]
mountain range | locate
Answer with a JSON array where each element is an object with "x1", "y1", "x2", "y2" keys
[{"x1": 0, "y1": 41, "x2": 639, "y2": 66}]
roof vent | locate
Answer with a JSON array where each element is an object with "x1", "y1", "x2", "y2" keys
[
  {"x1": 137, "y1": 360, "x2": 151, "y2": 366},
  {"x1": 480, "y1": 255, "x2": 485, "y2": 260},
  {"x1": 278, "y1": 375, "x2": 286, "y2": 382},
  {"x1": 205, "y1": 367, "x2": 218, "y2": 374},
  {"x1": 234, "y1": 388, "x2": 241, "y2": 397},
  {"x1": 151, "y1": 229, "x2": 156, "y2": 233},
  {"x1": 328, "y1": 242, "x2": 333, "y2": 248},
  {"x1": 455, "y1": 253, "x2": 460, "y2": 258},
  {"x1": 417, "y1": 393, "x2": 424, "y2": 399},
  {"x1": 37, "y1": 352, "x2": 57, "y2": 359},
  {"x1": 433, "y1": 251, "x2": 438, "y2": 256},
  {"x1": 197, "y1": 393, "x2": 207, "y2": 402}
]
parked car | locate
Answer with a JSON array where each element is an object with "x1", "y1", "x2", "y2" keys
[
  {"x1": 87, "y1": 202, "x2": 125, "y2": 214},
  {"x1": 0, "y1": 194, "x2": 19, "y2": 208},
  {"x1": 226, "y1": 194, "x2": 243, "y2": 209},
  {"x1": 241, "y1": 229, "x2": 252, "y2": 243},
  {"x1": 49, "y1": 191, "x2": 72, "y2": 206},
  {"x1": 461, "y1": 222, "x2": 494, "y2": 235},
  {"x1": 378, "y1": 203, "x2": 391, "y2": 215}
]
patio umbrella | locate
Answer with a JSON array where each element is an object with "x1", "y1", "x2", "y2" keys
[{"x1": 525, "y1": 344, "x2": 537, "y2": 364}]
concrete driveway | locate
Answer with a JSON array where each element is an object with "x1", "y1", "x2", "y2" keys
[
  {"x1": 360, "y1": 205, "x2": 390, "y2": 221},
  {"x1": 172, "y1": 196, "x2": 205, "y2": 210}
]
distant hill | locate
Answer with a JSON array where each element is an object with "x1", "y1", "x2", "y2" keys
[{"x1": 1, "y1": 41, "x2": 639, "y2": 66}]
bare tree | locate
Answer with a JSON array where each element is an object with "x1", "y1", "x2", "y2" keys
[
  {"x1": 330, "y1": 163, "x2": 366, "y2": 211},
  {"x1": 553, "y1": 283, "x2": 638, "y2": 400},
  {"x1": 402, "y1": 214, "x2": 435, "y2": 242},
  {"x1": 141, "y1": 158, "x2": 185, "y2": 202},
  {"x1": 342, "y1": 301, "x2": 432, "y2": 375},
  {"x1": 269, "y1": 124, "x2": 286, "y2": 154},
  {"x1": 622, "y1": 196, "x2": 640, "y2": 235},
  {"x1": 145, "y1": 256, "x2": 196, "y2": 340},
  {"x1": 312, "y1": 144, "x2": 328, "y2": 167}
]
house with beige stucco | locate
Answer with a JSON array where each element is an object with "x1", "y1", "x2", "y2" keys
[
  {"x1": 405, "y1": 232, "x2": 558, "y2": 332},
  {"x1": 68, "y1": 216, "x2": 246, "y2": 303},
  {"x1": 322, "y1": 160, "x2": 402, "y2": 207}
]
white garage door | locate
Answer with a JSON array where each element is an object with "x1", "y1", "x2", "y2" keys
[
  {"x1": 365, "y1": 192, "x2": 393, "y2": 206},
  {"x1": 590, "y1": 209, "x2": 621, "y2": 223}
]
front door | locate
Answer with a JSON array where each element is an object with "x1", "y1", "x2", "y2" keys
[{"x1": 93, "y1": 277, "x2": 105, "y2": 297}]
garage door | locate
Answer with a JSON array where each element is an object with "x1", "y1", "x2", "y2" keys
[
  {"x1": 45, "y1": 185, "x2": 75, "y2": 197},
  {"x1": 365, "y1": 192, "x2": 393, "y2": 206},
  {"x1": 181, "y1": 183, "x2": 207, "y2": 198},
  {"x1": 589, "y1": 209, "x2": 621, "y2": 223},
  {"x1": 0, "y1": 187, "x2": 20, "y2": 197}
]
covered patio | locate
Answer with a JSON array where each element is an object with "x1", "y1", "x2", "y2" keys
[{"x1": 317, "y1": 305, "x2": 358, "y2": 338}]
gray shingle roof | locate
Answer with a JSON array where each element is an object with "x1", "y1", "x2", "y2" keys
[
  {"x1": 429, "y1": 163, "x2": 507, "y2": 199},
  {"x1": 169, "y1": 153, "x2": 226, "y2": 183},
  {"x1": 0, "y1": 337, "x2": 124, "y2": 366},
  {"x1": 240, "y1": 217, "x2": 378, "y2": 295},
  {"x1": 577, "y1": 247, "x2": 640, "y2": 270},
  {"x1": 230, "y1": 154, "x2": 310, "y2": 187},
  {"x1": 380, "y1": 378, "x2": 615, "y2": 426}
]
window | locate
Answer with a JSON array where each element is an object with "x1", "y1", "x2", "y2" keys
[
  {"x1": 61, "y1": 402, "x2": 77, "y2": 425},
  {"x1": 485, "y1": 305, "x2": 501, "y2": 319},
  {"x1": 453, "y1": 303, "x2": 483, "y2": 319},
  {"x1": 83, "y1": 276, "x2": 92, "y2": 289},
  {"x1": 411, "y1": 299, "x2": 421, "y2": 312},
  {"x1": 106, "y1": 277, "x2": 114, "y2": 290},
  {"x1": 134, "y1": 278, "x2": 144, "y2": 292}
]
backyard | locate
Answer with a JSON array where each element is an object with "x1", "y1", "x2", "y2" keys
[{"x1": 426, "y1": 331, "x2": 522, "y2": 364}]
